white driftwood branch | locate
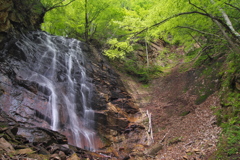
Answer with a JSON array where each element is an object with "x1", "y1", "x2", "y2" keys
[{"x1": 147, "y1": 110, "x2": 154, "y2": 144}]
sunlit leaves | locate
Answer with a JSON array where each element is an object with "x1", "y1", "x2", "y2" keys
[
  {"x1": 41, "y1": 0, "x2": 240, "y2": 58},
  {"x1": 41, "y1": 0, "x2": 127, "y2": 42},
  {"x1": 104, "y1": 38, "x2": 133, "y2": 59}
]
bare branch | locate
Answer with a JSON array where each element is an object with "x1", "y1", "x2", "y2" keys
[
  {"x1": 188, "y1": 0, "x2": 208, "y2": 14},
  {"x1": 89, "y1": 4, "x2": 110, "y2": 24},
  {"x1": 133, "y1": 11, "x2": 213, "y2": 36},
  {"x1": 177, "y1": 26, "x2": 224, "y2": 39},
  {"x1": 133, "y1": 11, "x2": 199, "y2": 37},
  {"x1": 46, "y1": 0, "x2": 76, "y2": 12},
  {"x1": 225, "y1": 3, "x2": 240, "y2": 12},
  {"x1": 133, "y1": 11, "x2": 238, "y2": 41},
  {"x1": 160, "y1": 131, "x2": 169, "y2": 143}
]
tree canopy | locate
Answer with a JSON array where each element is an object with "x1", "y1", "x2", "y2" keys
[{"x1": 41, "y1": 0, "x2": 240, "y2": 59}]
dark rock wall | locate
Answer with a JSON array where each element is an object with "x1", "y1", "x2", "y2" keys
[
  {"x1": 0, "y1": 35, "x2": 139, "y2": 149},
  {"x1": 0, "y1": 0, "x2": 140, "y2": 151},
  {"x1": 85, "y1": 45, "x2": 139, "y2": 146},
  {"x1": 0, "y1": 0, "x2": 45, "y2": 48}
]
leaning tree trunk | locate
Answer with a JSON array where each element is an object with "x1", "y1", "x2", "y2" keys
[{"x1": 210, "y1": 0, "x2": 240, "y2": 39}]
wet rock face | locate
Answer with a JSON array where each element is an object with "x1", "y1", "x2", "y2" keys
[
  {"x1": 0, "y1": 0, "x2": 140, "y2": 154},
  {"x1": 0, "y1": 31, "x2": 139, "y2": 150}
]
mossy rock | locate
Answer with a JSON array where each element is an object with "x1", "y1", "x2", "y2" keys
[
  {"x1": 195, "y1": 91, "x2": 214, "y2": 105},
  {"x1": 12, "y1": 148, "x2": 35, "y2": 155}
]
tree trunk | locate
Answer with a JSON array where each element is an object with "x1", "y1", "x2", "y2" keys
[
  {"x1": 210, "y1": 0, "x2": 240, "y2": 38},
  {"x1": 145, "y1": 38, "x2": 149, "y2": 68},
  {"x1": 214, "y1": 20, "x2": 240, "y2": 53},
  {"x1": 85, "y1": 0, "x2": 89, "y2": 43}
]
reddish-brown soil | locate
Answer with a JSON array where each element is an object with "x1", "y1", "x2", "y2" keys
[{"x1": 122, "y1": 66, "x2": 221, "y2": 160}]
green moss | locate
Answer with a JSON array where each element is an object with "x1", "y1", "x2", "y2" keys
[
  {"x1": 123, "y1": 58, "x2": 163, "y2": 83},
  {"x1": 168, "y1": 136, "x2": 182, "y2": 145},
  {"x1": 0, "y1": 124, "x2": 8, "y2": 128},
  {"x1": 212, "y1": 51, "x2": 240, "y2": 159},
  {"x1": 195, "y1": 91, "x2": 214, "y2": 105},
  {"x1": 179, "y1": 111, "x2": 190, "y2": 116},
  {"x1": 99, "y1": 136, "x2": 111, "y2": 146},
  {"x1": 213, "y1": 124, "x2": 240, "y2": 159},
  {"x1": 183, "y1": 88, "x2": 188, "y2": 93},
  {"x1": 26, "y1": 154, "x2": 50, "y2": 160}
]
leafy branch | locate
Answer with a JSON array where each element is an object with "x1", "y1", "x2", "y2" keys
[
  {"x1": 133, "y1": 10, "x2": 239, "y2": 43},
  {"x1": 44, "y1": 0, "x2": 76, "y2": 12}
]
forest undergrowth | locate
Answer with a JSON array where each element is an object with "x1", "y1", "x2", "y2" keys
[{"x1": 116, "y1": 41, "x2": 240, "y2": 159}]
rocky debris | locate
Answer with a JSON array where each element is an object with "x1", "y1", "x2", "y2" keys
[
  {"x1": 141, "y1": 66, "x2": 222, "y2": 159},
  {"x1": 17, "y1": 127, "x2": 68, "y2": 145},
  {"x1": 0, "y1": 137, "x2": 15, "y2": 153},
  {"x1": 0, "y1": 110, "x2": 111, "y2": 160}
]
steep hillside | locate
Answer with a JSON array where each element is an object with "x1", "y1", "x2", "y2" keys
[{"x1": 119, "y1": 56, "x2": 229, "y2": 159}]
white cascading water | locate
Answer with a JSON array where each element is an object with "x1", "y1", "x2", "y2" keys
[{"x1": 15, "y1": 31, "x2": 96, "y2": 151}]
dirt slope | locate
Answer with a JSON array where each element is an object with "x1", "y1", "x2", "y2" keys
[{"x1": 121, "y1": 66, "x2": 222, "y2": 160}]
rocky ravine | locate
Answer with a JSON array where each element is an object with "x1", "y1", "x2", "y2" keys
[{"x1": 121, "y1": 63, "x2": 222, "y2": 159}]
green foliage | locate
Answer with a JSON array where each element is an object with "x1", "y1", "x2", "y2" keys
[
  {"x1": 122, "y1": 58, "x2": 162, "y2": 83},
  {"x1": 104, "y1": 38, "x2": 133, "y2": 59},
  {"x1": 41, "y1": 0, "x2": 240, "y2": 66},
  {"x1": 195, "y1": 93, "x2": 213, "y2": 105},
  {"x1": 214, "y1": 122, "x2": 240, "y2": 159},
  {"x1": 212, "y1": 50, "x2": 240, "y2": 159},
  {"x1": 41, "y1": 0, "x2": 127, "y2": 42}
]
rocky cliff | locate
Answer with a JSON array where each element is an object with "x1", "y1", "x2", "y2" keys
[
  {"x1": 0, "y1": 0, "x2": 152, "y2": 159},
  {"x1": 0, "y1": 0, "x2": 45, "y2": 45}
]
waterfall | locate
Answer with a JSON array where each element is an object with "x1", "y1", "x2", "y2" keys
[{"x1": 15, "y1": 31, "x2": 96, "y2": 151}]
